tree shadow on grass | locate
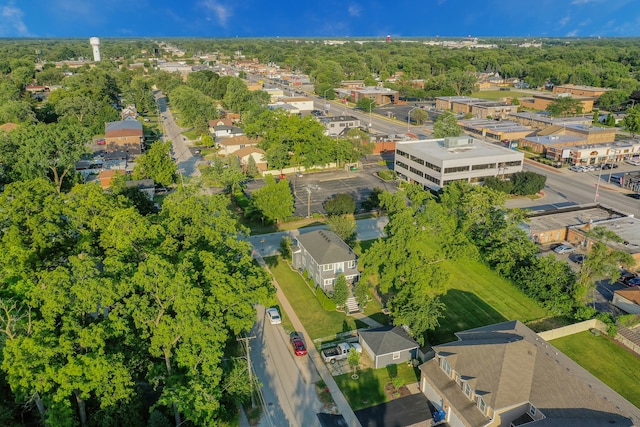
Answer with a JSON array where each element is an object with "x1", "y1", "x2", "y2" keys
[{"x1": 427, "y1": 289, "x2": 508, "y2": 345}]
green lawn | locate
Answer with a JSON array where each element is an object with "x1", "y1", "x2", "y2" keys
[
  {"x1": 470, "y1": 90, "x2": 531, "y2": 100},
  {"x1": 265, "y1": 257, "x2": 367, "y2": 341},
  {"x1": 551, "y1": 331, "x2": 640, "y2": 409},
  {"x1": 334, "y1": 363, "x2": 420, "y2": 411}
]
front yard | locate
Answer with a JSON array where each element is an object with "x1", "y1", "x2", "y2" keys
[
  {"x1": 265, "y1": 256, "x2": 368, "y2": 340},
  {"x1": 551, "y1": 331, "x2": 640, "y2": 409}
]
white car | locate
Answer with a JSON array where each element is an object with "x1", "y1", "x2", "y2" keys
[
  {"x1": 553, "y1": 244, "x2": 574, "y2": 254},
  {"x1": 266, "y1": 307, "x2": 282, "y2": 324}
]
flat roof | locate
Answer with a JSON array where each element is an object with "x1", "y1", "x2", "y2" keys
[
  {"x1": 521, "y1": 135, "x2": 584, "y2": 146},
  {"x1": 510, "y1": 112, "x2": 593, "y2": 125},
  {"x1": 564, "y1": 123, "x2": 616, "y2": 133},
  {"x1": 527, "y1": 206, "x2": 623, "y2": 234},
  {"x1": 396, "y1": 137, "x2": 522, "y2": 161},
  {"x1": 572, "y1": 217, "x2": 640, "y2": 254},
  {"x1": 459, "y1": 119, "x2": 532, "y2": 133},
  {"x1": 555, "y1": 84, "x2": 609, "y2": 92},
  {"x1": 352, "y1": 86, "x2": 398, "y2": 94}
]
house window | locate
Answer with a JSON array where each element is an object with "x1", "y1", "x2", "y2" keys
[
  {"x1": 324, "y1": 278, "x2": 334, "y2": 286},
  {"x1": 478, "y1": 397, "x2": 486, "y2": 414},
  {"x1": 392, "y1": 351, "x2": 400, "y2": 360},
  {"x1": 441, "y1": 358, "x2": 451, "y2": 377},
  {"x1": 529, "y1": 405, "x2": 536, "y2": 417},
  {"x1": 464, "y1": 382, "x2": 472, "y2": 399},
  {"x1": 323, "y1": 264, "x2": 333, "y2": 271},
  {"x1": 347, "y1": 260, "x2": 355, "y2": 268}
]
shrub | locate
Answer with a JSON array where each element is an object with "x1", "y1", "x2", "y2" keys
[
  {"x1": 511, "y1": 171, "x2": 546, "y2": 195},
  {"x1": 392, "y1": 377, "x2": 404, "y2": 389},
  {"x1": 483, "y1": 176, "x2": 514, "y2": 194},
  {"x1": 324, "y1": 193, "x2": 356, "y2": 216},
  {"x1": 378, "y1": 170, "x2": 397, "y2": 181},
  {"x1": 316, "y1": 288, "x2": 337, "y2": 311},
  {"x1": 617, "y1": 313, "x2": 640, "y2": 328}
]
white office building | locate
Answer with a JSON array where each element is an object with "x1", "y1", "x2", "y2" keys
[{"x1": 395, "y1": 136, "x2": 524, "y2": 190}]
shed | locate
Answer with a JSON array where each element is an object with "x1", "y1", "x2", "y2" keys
[
  {"x1": 613, "y1": 288, "x2": 640, "y2": 314},
  {"x1": 358, "y1": 326, "x2": 419, "y2": 369}
]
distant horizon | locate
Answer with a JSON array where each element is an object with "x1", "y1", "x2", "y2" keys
[{"x1": 3, "y1": 0, "x2": 640, "y2": 39}]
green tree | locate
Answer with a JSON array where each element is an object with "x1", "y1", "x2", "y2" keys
[
  {"x1": 597, "y1": 90, "x2": 628, "y2": 109},
  {"x1": 222, "y1": 78, "x2": 251, "y2": 113},
  {"x1": 132, "y1": 140, "x2": 177, "y2": 187},
  {"x1": 245, "y1": 155, "x2": 260, "y2": 178},
  {"x1": 324, "y1": 193, "x2": 356, "y2": 216},
  {"x1": 251, "y1": 174, "x2": 294, "y2": 224},
  {"x1": 327, "y1": 215, "x2": 357, "y2": 246},
  {"x1": 432, "y1": 111, "x2": 462, "y2": 138},
  {"x1": 510, "y1": 171, "x2": 547, "y2": 195},
  {"x1": 355, "y1": 97, "x2": 376, "y2": 112},
  {"x1": 623, "y1": 105, "x2": 640, "y2": 136},
  {"x1": 606, "y1": 113, "x2": 616, "y2": 126},
  {"x1": 347, "y1": 347, "x2": 361, "y2": 376},
  {"x1": 353, "y1": 280, "x2": 369, "y2": 309},
  {"x1": 411, "y1": 108, "x2": 429, "y2": 125},
  {"x1": 333, "y1": 274, "x2": 349, "y2": 308},
  {"x1": 545, "y1": 96, "x2": 583, "y2": 117}
]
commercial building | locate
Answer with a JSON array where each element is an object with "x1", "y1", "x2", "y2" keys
[
  {"x1": 394, "y1": 136, "x2": 524, "y2": 191},
  {"x1": 552, "y1": 84, "x2": 609, "y2": 98},
  {"x1": 336, "y1": 86, "x2": 399, "y2": 106},
  {"x1": 436, "y1": 96, "x2": 518, "y2": 119},
  {"x1": 519, "y1": 93, "x2": 595, "y2": 113},
  {"x1": 458, "y1": 119, "x2": 534, "y2": 142},
  {"x1": 509, "y1": 112, "x2": 592, "y2": 130},
  {"x1": 104, "y1": 120, "x2": 144, "y2": 155}
]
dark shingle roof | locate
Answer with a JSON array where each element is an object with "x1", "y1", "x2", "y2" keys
[
  {"x1": 105, "y1": 120, "x2": 142, "y2": 132},
  {"x1": 422, "y1": 320, "x2": 640, "y2": 426},
  {"x1": 359, "y1": 326, "x2": 419, "y2": 356},
  {"x1": 296, "y1": 230, "x2": 356, "y2": 265}
]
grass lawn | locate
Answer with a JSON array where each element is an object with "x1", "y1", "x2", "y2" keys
[
  {"x1": 551, "y1": 331, "x2": 640, "y2": 409},
  {"x1": 265, "y1": 256, "x2": 367, "y2": 341},
  {"x1": 334, "y1": 363, "x2": 420, "y2": 411},
  {"x1": 470, "y1": 90, "x2": 531, "y2": 100}
]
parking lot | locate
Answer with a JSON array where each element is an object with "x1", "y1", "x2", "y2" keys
[{"x1": 245, "y1": 159, "x2": 400, "y2": 217}]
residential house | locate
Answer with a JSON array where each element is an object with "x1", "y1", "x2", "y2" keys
[
  {"x1": 215, "y1": 135, "x2": 262, "y2": 156},
  {"x1": 281, "y1": 96, "x2": 314, "y2": 112},
  {"x1": 212, "y1": 125, "x2": 244, "y2": 139},
  {"x1": 420, "y1": 320, "x2": 640, "y2": 427},
  {"x1": 104, "y1": 120, "x2": 144, "y2": 155},
  {"x1": 319, "y1": 115, "x2": 362, "y2": 137},
  {"x1": 97, "y1": 169, "x2": 125, "y2": 189},
  {"x1": 234, "y1": 146, "x2": 267, "y2": 172},
  {"x1": 125, "y1": 179, "x2": 155, "y2": 200},
  {"x1": 394, "y1": 136, "x2": 524, "y2": 191},
  {"x1": 358, "y1": 326, "x2": 419, "y2": 369},
  {"x1": 120, "y1": 104, "x2": 138, "y2": 120},
  {"x1": 613, "y1": 288, "x2": 640, "y2": 314},
  {"x1": 292, "y1": 230, "x2": 359, "y2": 292}
]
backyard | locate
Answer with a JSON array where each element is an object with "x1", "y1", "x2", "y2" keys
[
  {"x1": 334, "y1": 363, "x2": 420, "y2": 411},
  {"x1": 551, "y1": 331, "x2": 640, "y2": 409}
]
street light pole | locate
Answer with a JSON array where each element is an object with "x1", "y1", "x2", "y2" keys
[
  {"x1": 407, "y1": 107, "x2": 418, "y2": 133},
  {"x1": 323, "y1": 88, "x2": 332, "y2": 114},
  {"x1": 594, "y1": 163, "x2": 604, "y2": 203},
  {"x1": 369, "y1": 103, "x2": 373, "y2": 129}
]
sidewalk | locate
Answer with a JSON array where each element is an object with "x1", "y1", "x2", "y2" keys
[{"x1": 254, "y1": 253, "x2": 363, "y2": 427}]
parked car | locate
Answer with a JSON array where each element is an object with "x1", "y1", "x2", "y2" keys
[
  {"x1": 321, "y1": 342, "x2": 362, "y2": 364},
  {"x1": 553, "y1": 244, "x2": 575, "y2": 254},
  {"x1": 619, "y1": 270, "x2": 637, "y2": 285},
  {"x1": 625, "y1": 159, "x2": 640, "y2": 166},
  {"x1": 96, "y1": 138, "x2": 106, "y2": 145},
  {"x1": 266, "y1": 307, "x2": 282, "y2": 325},
  {"x1": 570, "y1": 253, "x2": 587, "y2": 264},
  {"x1": 626, "y1": 277, "x2": 640, "y2": 287},
  {"x1": 290, "y1": 332, "x2": 307, "y2": 356},
  {"x1": 626, "y1": 193, "x2": 640, "y2": 200},
  {"x1": 601, "y1": 163, "x2": 619, "y2": 170}
]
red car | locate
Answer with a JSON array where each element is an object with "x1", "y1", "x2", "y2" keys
[
  {"x1": 96, "y1": 139, "x2": 106, "y2": 145},
  {"x1": 290, "y1": 333, "x2": 307, "y2": 356}
]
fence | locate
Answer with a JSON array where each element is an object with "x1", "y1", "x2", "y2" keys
[{"x1": 537, "y1": 318, "x2": 607, "y2": 341}]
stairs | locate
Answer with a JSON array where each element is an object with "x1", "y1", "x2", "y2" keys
[{"x1": 345, "y1": 296, "x2": 360, "y2": 314}]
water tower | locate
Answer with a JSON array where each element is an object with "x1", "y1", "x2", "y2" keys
[{"x1": 89, "y1": 37, "x2": 101, "y2": 62}]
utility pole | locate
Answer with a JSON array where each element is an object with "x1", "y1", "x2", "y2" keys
[{"x1": 237, "y1": 335, "x2": 256, "y2": 407}]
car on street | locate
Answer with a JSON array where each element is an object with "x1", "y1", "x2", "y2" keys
[
  {"x1": 289, "y1": 332, "x2": 307, "y2": 356},
  {"x1": 626, "y1": 159, "x2": 640, "y2": 166},
  {"x1": 619, "y1": 270, "x2": 637, "y2": 285},
  {"x1": 553, "y1": 244, "x2": 575, "y2": 254},
  {"x1": 266, "y1": 307, "x2": 282, "y2": 325},
  {"x1": 625, "y1": 193, "x2": 640, "y2": 200},
  {"x1": 96, "y1": 138, "x2": 106, "y2": 145},
  {"x1": 601, "y1": 163, "x2": 619, "y2": 170}
]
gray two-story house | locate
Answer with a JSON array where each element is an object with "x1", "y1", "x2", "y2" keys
[{"x1": 292, "y1": 230, "x2": 359, "y2": 292}]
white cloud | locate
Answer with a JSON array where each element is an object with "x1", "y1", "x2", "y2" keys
[
  {"x1": 0, "y1": 3, "x2": 29, "y2": 36},
  {"x1": 566, "y1": 29, "x2": 579, "y2": 37},
  {"x1": 559, "y1": 16, "x2": 570, "y2": 26},
  {"x1": 348, "y1": 4, "x2": 362, "y2": 17},
  {"x1": 200, "y1": 0, "x2": 232, "y2": 27}
]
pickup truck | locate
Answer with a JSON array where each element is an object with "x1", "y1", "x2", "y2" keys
[{"x1": 321, "y1": 342, "x2": 362, "y2": 364}]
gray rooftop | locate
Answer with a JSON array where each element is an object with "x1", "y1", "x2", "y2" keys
[
  {"x1": 521, "y1": 135, "x2": 584, "y2": 146},
  {"x1": 571, "y1": 216, "x2": 640, "y2": 254},
  {"x1": 105, "y1": 120, "x2": 142, "y2": 132},
  {"x1": 526, "y1": 206, "x2": 624, "y2": 235},
  {"x1": 422, "y1": 320, "x2": 640, "y2": 426},
  {"x1": 459, "y1": 119, "x2": 532, "y2": 134},
  {"x1": 359, "y1": 326, "x2": 419, "y2": 356},
  {"x1": 296, "y1": 230, "x2": 356, "y2": 265},
  {"x1": 396, "y1": 137, "x2": 523, "y2": 161}
]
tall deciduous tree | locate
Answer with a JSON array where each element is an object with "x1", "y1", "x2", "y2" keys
[
  {"x1": 133, "y1": 140, "x2": 177, "y2": 187},
  {"x1": 545, "y1": 96, "x2": 584, "y2": 117},
  {"x1": 250, "y1": 174, "x2": 294, "y2": 224},
  {"x1": 432, "y1": 111, "x2": 462, "y2": 138},
  {"x1": 333, "y1": 274, "x2": 349, "y2": 308},
  {"x1": 623, "y1": 105, "x2": 640, "y2": 136}
]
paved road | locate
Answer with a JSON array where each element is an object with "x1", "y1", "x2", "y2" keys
[
  {"x1": 154, "y1": 91, "x2": 201, "y2": 178},
  {"x1": 248, "y1": 305, "x2": 323, "y2": 427}
]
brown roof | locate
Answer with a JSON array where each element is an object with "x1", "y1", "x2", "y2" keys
[
  {"x1": 97, "y1": 170, "x2": 125, "y2": 189},
  {"x1": 234, "y1": 146, "x2": 266, "y2": 160},
  {"x1": 217, "y1": 135, "x2": 261, "y2": 147},
  {"x1": 0, "y1": 122, "x2": 18, "y2": 132},
  {"x1": 105, "y1": 129, "x2": 143, "y2": 138},
  {"x1": 284, "y1": 97, "x2": 312, "y2": 102},
  {"x1": 615, "y1": 288, "x2": 640, "y2": 305}
]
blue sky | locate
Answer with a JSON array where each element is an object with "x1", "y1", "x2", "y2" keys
[{"x1": 2, "y1": 0, "x2": 640, "y2": 38}]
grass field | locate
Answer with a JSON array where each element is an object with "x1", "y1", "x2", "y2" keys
[
  {"x1": 265, "y1": 256, "x2": 367, "y2": 340},
  {"x1": 551, "y1": 331, "x2": 640, "y2": 409},
  {"x1": 334, "y1": 363, "x2": 420, "y2": 411},
  {"x1": 470, "y1": 90, "x2": 531, "y2": 100}
]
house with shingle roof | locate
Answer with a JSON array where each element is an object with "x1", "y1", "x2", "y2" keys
[
  {"x1": 420, "y1": 320, "x2": 640, "y2": 427},
  {"x1": 104, "y1": 120, "x2": 144, "y2": 155},
  {"x1": 212, "y1": 125, "x2": 244, "y2": 139},
  {"x1": 358, "y1": 326, "x2": 419, "y2": 369},
  {"x1": 234, "y1": 146, "x2": 267, "y2": 171},
  {"x1": 215, "y1": 135, "x2": 262, "y2": 156},
  {"x1": 292, "y1": 230, "x2": 359, "y2": 292}
]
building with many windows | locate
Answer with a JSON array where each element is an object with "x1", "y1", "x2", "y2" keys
[{"x1": 394, "y1": 137, "x2": 524, "y2": 191}]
